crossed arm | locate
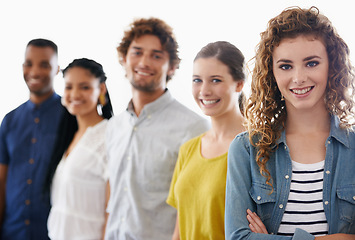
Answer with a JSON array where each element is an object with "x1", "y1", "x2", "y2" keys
[{"x1": 246, "y1": 209, "x2": 355, "y2": 240}]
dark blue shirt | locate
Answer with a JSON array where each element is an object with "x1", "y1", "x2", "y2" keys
[{"x1": 0, "y1": 93, "x2": 64, "y2": 240}]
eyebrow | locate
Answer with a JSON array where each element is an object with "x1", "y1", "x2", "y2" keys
[
  {"x1": 276, "y1": 55, "x2": 321, "y2": 64},
  {"x1": 192, "y1": 75, "x2": 224, "y2": 78},
  {"x1": 131, "y1": 46, "x2": 164, "y2": 54},
  {"x1": 211, "y1": 75, "x2": 223, "y2": 78}
]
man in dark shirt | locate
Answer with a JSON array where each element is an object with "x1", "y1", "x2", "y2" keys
[{"x1": 0, "y1": 39, "x2": 64, "y2": 240}]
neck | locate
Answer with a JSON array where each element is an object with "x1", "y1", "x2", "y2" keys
[
  {"x1": 131, "y1": 88, "x2": 165, "y2": 116},
  {"x1": 209, "y1": 108, "x2": 245, "y2": 140},
  {"x1": 76, "y1": 111, "x2": 104, "y2": 133},
  {"x1": 29, "y1": 90, "x2": 54, "y2": 105},
  {"x1": 286, "y1": 106, "x2": 330, "y2": 134}
]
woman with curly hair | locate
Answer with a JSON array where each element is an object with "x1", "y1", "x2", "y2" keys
[{"x1": 225, "y1": 6, "x2": 355, "y2": 240}]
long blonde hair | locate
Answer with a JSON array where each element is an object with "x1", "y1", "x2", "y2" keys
[{"x1": 245, "y1": 6, "x2": 355, "y2": 188}]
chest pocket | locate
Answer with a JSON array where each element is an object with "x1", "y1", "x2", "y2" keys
[
  {"x1": 249, "y1": 182, "x2": 276, "y2": 222},
  {"x1": 337, "y1": 185, "x2": 355, "y2": 224}
]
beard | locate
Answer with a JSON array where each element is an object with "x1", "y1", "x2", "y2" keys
[{"x1": 128, "y1": 74, "x2": 165, "y2": 93}]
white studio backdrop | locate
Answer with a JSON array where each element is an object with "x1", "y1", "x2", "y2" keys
[{"x1": 0, "y1": 0, "x2": 354, "y2": 121}]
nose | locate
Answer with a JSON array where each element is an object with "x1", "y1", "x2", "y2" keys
[
  {"x1": 70, "y1": 87, "x2": 81, "y2": 99},
  {"x1": 293, "y1": 68, "x2": 306, "y2": 85},
  {"x1": 199, "y1": 82, "x2": 212, "y2": 97},
  {"x1": 138, "y1": 53, "x2": 150, "y2": 67},
  {"x1": 28, "y1": 65, "x2": 41, "y2": 79}
]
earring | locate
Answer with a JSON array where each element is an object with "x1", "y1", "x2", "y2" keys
[
  {"x1": 99, "y1": 94, "x2": 106, "y2": 106},
  {"x1": 280, "y1": 94, "x2": 285, "y2": 101}
]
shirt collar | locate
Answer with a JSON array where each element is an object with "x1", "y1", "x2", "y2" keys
[
  {"x1": 329, "y1": 115, "x2": 350, "y2": 148},
  {"x1": 26, "y1": 92, "x2": 60, "y2": 112},
  {"x1": 275, "y1": 115, "x2": 350, "y2": 148},
  {"x1": 126, "y1": 89, "x2": 174, "y2": 116}
]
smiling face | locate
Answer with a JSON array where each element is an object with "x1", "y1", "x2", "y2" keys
[
  {"x1": 23, "y1": 46, "x2": 59, "y2": 98},
  {"x1": 63, "y1": 67, "x2": 105, "y2": 118},
  {"x1": 272, "y1": 35, "x2": 329, "y2": 113},
  {"x1": 123, "y1": 34, "x2": 174, "y2": 93},
  {"x1": 192, "y1": 57, "x2": 243, "y2": 118}
]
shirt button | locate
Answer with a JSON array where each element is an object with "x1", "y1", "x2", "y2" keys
[
  {"x1": 327, "y1": 140, "x2": 331, "y2": 144},
  {"x1": 257, "y1": 196, "x2": 261, "y2": 201},
  {"x1": 147, "y1": 115, "x2": 151, "y2": 119},
  {"x1": 25, "y1": 219, "x2": 30, "y2": 225},
  {"x1": 31, "y1": 138, "x2": 37, "y2": 144},
  {"x1": 121, "y1": 217, "x2": 125, "y2": 222},
  {"x1": 25, "y1": 199, "x2": 31, "y2": 205},
  {"x1": 133, "y1": 127, "x2": 138, "y2": 131},
  {"x1": 124, "y1": 187, "x2": 128, "y2": 192},
  {"x1": 284, "y1": 146, "x2": 287, "y2": 150},
  {"x1": 285, "y1": 175, "x2": 289, "y2": 179},
  {"x1": 34, "y1": 117, "x2": 40, "y2": 124},
  {"x1": 29, "y1": 158, "x2": 34, "y2": 164},
  {"x1": 27, "y1": 179, "x2": 32, "y2": 185},
  {"x1": 325, "y1": 201, "x2": 329, "y2": 205},
  {"x1": 325, "y1": 170, "x2": 330, "y2": 174},
  {"x1": 352, "y1": 196, "x2": 355, "y2": 201},
  {"x1": 279, "y1": 204, "x2": 284, "y2": 209}
]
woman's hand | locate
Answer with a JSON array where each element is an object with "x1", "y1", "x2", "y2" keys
[{"x1": 246, "y1": 209, "x2": 268, "y2": 234}]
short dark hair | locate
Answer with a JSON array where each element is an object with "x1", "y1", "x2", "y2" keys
[
  {"x1": 117, "y1": 18, "x2": 180, "y2": 82},
  {"x1": 27, "y1": 38, "x2": 58, "y2": 55}
]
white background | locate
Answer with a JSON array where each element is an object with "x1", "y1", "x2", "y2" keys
[{"x1": 0, "y1": 0, "x2": 353, "y2": 121}]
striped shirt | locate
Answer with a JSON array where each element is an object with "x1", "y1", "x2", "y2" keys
[{"x1": 277, "y1": 160, "x2": 328, "y2": 236}]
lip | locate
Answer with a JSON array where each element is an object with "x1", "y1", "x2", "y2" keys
[
  {"x1": 200, "y1": 99, "x2": 220, "y2": 107},
  {"x1": 290, "y1": 86, "x2": 314, "y2": 98},
  {"x1": 68, "y1": 100, "x2": 84, "y2": 106},
  {"x1": 134, "y1": 69, "x2": 153, "y2": 77},
  {"x1": 27, "y1": 78, "x2": 42, "y2": 85}
]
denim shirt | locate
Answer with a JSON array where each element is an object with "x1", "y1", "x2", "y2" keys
[{"x1": 225, "y1": 115, "x2": 355, "y2": 240}]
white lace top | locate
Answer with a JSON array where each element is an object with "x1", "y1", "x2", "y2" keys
[{"x1": 48, "y1": 120, "x2": 108, "y2": 240}]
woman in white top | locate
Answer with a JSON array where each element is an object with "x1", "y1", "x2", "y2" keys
[{"x1": 45, "y1": 58, "x2": 113, "y2": 240}]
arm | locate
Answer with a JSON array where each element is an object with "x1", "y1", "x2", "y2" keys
[
  {"x1": 247, "y1": 202, "x2": 355, "y2": 240},
  {"x1": 101, "y1": 180, "x2": 110, "y2": 240},
  {"x1": 172, "y1": 214, "x2": 180, "y2": 240},
  {"x1": 315, "y1": 235, "x2": 355, "y2": 240},
  {"x1": 0, "y1": 164, "x2": 8, "y2": 232},
  {"x1": 247, "y1": 209, "x2": 268, "y2": 234},
  {"x1": 225, "y1": 134, "x2": 315, "y2": 240}
]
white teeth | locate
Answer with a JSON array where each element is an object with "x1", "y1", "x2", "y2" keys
[
  {"x1": 292, "y1": 87, "x2": 311, "y2": 95},
  {"x1": 29, "y1": 79, "x2": 41, "y2": 83},
  {"x1": 202, "y1": 100, "x2": 218, "y2": 105},
  {"x1": 137, "y1": 71, "x2": 150, "y2": 76}
]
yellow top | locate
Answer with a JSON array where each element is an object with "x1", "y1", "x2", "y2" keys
[{"x1": 167, "y1": 134, "x2": 227, "y2": 240}]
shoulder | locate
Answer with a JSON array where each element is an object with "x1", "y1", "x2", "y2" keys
[
  {"x1": 346, "y1": 128, "x2": 355, "y2": 149},
  {"x1": 1, "y1": 101, "x2": 29, "y2": 127},
  {"x1": 89, "y1": 120, "x2": 108, "y2": 140},
  {"x1": 180, "y1": 134, "x2": 203, "y2": 152},
  {"x1": 229, "y1": 131, "x2": 251, "y2": 151},
  {"x1": 169, "y1": 100, "x2": 210, "y2": 126},
  {"x1": 106, "y1": 111, "x2": 128, "y2": 128}
]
